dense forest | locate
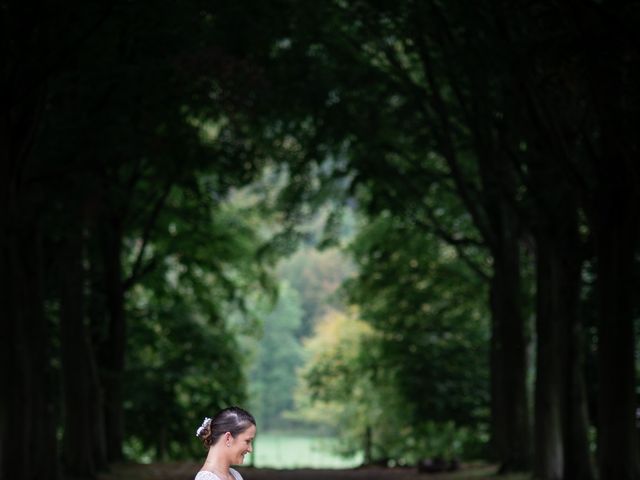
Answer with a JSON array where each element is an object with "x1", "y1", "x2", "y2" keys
[{"x1": 2, "y1": 1, "x2": 639, "y2": 480}]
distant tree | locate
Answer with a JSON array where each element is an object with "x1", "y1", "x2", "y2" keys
[
  {"x1": 248, "y1": 282, "x2": 304, "y2": 431},
  {"x1": 294, "y1": 308, "x2": 394, "y2": 462},
  {"x1": 347, "y1": 212, "x2": 491, "y2": 424},
  {"x1": 295, "y1": 210, "x2": 491, "y2": 464},
  {"x1": 347, "y1": 213, "x2": 491, "y2": 459},
  {"x1": 277, "y1": 246, "x2": 355, "y2": 338}
]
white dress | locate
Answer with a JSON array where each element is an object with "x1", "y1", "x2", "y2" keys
[{"x1": 195, "y1": 469, "x2": 243, "y2": 480}]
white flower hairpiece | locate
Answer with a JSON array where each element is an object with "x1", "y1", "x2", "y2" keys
[{"x1": 196, "y1": 417, "x2": 212, "y2": 437}]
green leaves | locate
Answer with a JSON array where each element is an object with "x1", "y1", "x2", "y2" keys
[
  {"x1": 123, "y1": 195, "x2": 269, "y2": 459},
  {"x1": 349, "y1": 213, "x2": 490, "y2": 425},
  {"x1": 293, "y1": 210, "x2": 491, "y2": 462}
]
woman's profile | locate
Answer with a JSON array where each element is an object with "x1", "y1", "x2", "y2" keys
[{"x1": 194, "y1": 406, "x2": 256, "y2": 480}]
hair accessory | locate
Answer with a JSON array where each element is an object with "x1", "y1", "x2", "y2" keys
[{"x1": 196, "y1": 417, "x2": 212, "y2": 437}]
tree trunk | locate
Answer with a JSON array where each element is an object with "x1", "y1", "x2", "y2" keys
[
  {"x1": 99, "y1": 220, "x2": 126, "y2": 462},
  {"x1": 489, "y1": 304, "x2": 507, "y2": 463},
  {"x1": 467, "y1": 64, "x2": 531, "y2": 471},
  {"x1": 1, "y1": 93, "x2": 58, "y2": 480},
  {"x1": 156, "y1": 426, "x2": 167, "y2": 462},
  {"x1": 531, "y1": 179, "x2": 594, "y2": 480},
  {"x1": 594, "y1": 190, "x2": 639, "y2": 480},
  {"x1": 533, "y1": 236, "x2": 565, "y2": 480},
  {"x1": 87, "y1": 247, "x2": 109, "y2": 471},
  {"x1": 60, "y1": 218, "x2": 100, "y2": 478},
  {"x1": 490, "y1": 216, "x2": 531, "y2": 473},
  {"x1": 364, "y1": 425, "x2": 373, "y2": 466},
  {"x1": 1, "y1": 222, "x2": 58, "y2": 480},
  {"x1": 585, "y1": 24, "x2": 640, "y2": 478},
  {"x1": 564, "y1": 301, "x2": 594, "y2": 480}
]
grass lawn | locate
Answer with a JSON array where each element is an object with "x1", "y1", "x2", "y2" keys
[{"x1": 246, "y1": 432, "x2": 363, "y2": 468}]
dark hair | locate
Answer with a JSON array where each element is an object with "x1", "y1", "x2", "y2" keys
[{"x1": 196, "y1": 406, "x2": 256, "y2": 448}]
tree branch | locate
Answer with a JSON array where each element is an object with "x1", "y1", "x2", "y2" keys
[
  {"x1": 409, "y1": 7, "x2": 495, "y2": 247},
  {"x1": 123, "y1": 179, "x2": 173, "y2": 290}
]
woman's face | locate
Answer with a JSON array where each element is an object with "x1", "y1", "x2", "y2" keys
[{"x1": 228, "y1": 424, "x2": 256, "y2": 465}]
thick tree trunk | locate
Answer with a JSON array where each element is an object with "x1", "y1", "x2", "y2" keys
[
  {"x1": 557, "y1": 214, "x2": 594, "y2": 480},
  {"x1": 88, "y1": 357, "x2": 108, "y2": 473},
  {"x1": 564, "y1": 306, "x2": 594, "y2": 480},
  {"x1": 533, "y1": 225, "x2": 594, "y2": 479},
  {"x1": 467, "y1": 76, "x2": 530, "y2": 471},
  {"x1": 490, "y1": 217, "x2": 530, "y2": 473},
  {"x1": 1, "y1": 94, "x2": 58, "y2": 480},
  {"x1": 532, "y1": 184, "x2": 594, "y2": 480},
  {"x1": 533, "y1": 236, "x2": 565, "y2": 480},
  {"x1": 2, "y1": 223, "x2": 58, "y2": 480},
  {"x1": 594, "y1": 191, "x2": 639, "y2": 480},
  {"x1": 60, "y1": 218, "x2": 101, "y2": 478},
  {"x1": 99, "y1": 221, "x2": 126, "y2": 462},
  {"x1": 156, "y1": 426, "x2": 168, "y2": 462},
  {"x1": 364, "y1": 425, "x2": 373, "y2": 466},
  {"x1": 87, "y1": 252, "x2": 109, "y2": 471},
  {"x1": 489, "y1": 307, "x2": 507, "y2": 463},
  {"x1": 3, "y1": 244, "x2": 32, "y2": 479},
  {"x1": 586, "y1": 25, "x2": 640, "y2": 478}
]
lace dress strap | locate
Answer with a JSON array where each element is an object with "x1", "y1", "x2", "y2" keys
[
  {"x1": 194, "y1": 472, "x2": 219, "y2": 480},
  {"x1": 195, "y1": 469, "x2": 243, "y2": 480}
]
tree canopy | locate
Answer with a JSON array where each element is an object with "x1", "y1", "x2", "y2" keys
[{"x1": 2, "y1": 1, "x2": 639, "y2": 480}]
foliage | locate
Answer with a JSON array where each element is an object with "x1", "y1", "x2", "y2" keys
[
  {"x1": 294, "y1": 308, "x2": 394, "y2": 457},
  {"x1": 26, "y1": 0, "x2": 296, "y2": 467},
  {"x1": 7, "y1": 0, "x2": 638, "y2": 476},
  {"x1": 277, "y1": 244, "x2": 356, "y2": 338},
  {"x1": 293, "y1": 207, "x2": 491, "y2": 464},
  {"x1": 347, "y1": 212, "x2": 491, "y2": 428},
  {"x1": 125, "y1": 291, "x2": 245, "y2": 460},
  {"x1": 124, "y1": 194, "x2": 270, "y2": 459}
]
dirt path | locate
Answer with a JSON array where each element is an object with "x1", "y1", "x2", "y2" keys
[{"x1": 98, "y1": 462, "x2": 503, "y2": 480}]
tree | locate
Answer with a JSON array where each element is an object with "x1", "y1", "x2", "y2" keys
[
  {"x1": 496, "y1": 2, "x2": 640, "y2": 477},
  {"x1": 346, "y1": 212, "x2": 491, "y2": 459},
  {"x1": 295, "y1": 308, "x2": 395, "y2": 463},
  {"x1": 248, "y1": 282, "x2": 304, "y2": 431},
  {"x1": 1, "y1": 0, "x2": 291, "y2": 475},
  {"x1": 253, "y1": 2, "x2": 635, "y2": 476},
  {"x1": 251, "y1": 1, "x2": 533, "y2": 469},
  {"x1": 277, "y1": 245, "x2": 355, "y2": 338}
]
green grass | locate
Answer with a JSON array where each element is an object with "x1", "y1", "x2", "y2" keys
[{"x1": 246, "y1": 432, "x2": 363, "y2": 469}]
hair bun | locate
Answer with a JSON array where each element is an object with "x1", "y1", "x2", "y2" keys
[{"x1": 195, "y1": 417, "x2": 212, "y2": 438}]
